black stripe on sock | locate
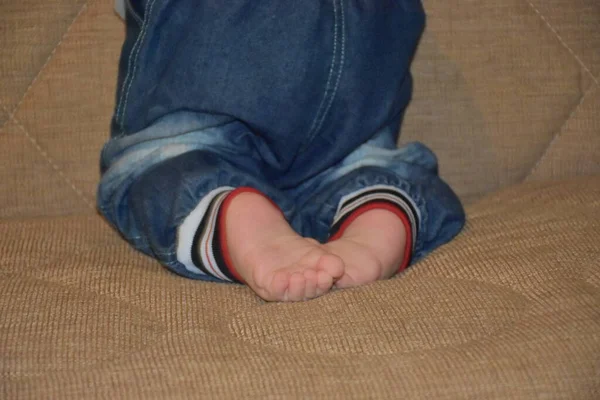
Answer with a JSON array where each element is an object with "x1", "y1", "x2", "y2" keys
[
  {"x1": 212, "y1": 207, "x2": 238, "y2": 282},
  {"x1": 191, "y1": 195, "x2": 223, "y2": 277},
  {"x1": 338, "y1": 188, "x2": 420, "y2": 228},
  {"x1": 329, "y1": 188, "x2": 419, "y2": 246},
  {"x1": 329, "y1": 199, "x2": 411, "y2": 238}
]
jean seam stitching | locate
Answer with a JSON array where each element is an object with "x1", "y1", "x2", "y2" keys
[
  {"x1": 302, "y1": 0, "x2": 340, "y2": 148},
  {"x1": 310, "y1": 0, "x2": 346, "y2": 141},
  {"x1": 116, "y1": 0, "x2": 158, "y2": 127},
  {"x1": 125, "y1": 0, "x2": 144, "y2": 26},
  {"x1": 114, "y1": 7, "x2": 142, "y2": 124}
]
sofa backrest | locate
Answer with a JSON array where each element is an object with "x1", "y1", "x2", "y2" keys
[
  {"x1": 1, "y1": 0, "x2": 598, "y2": 218},
  {"x1": 401, "y1": 0, "x2": 600, "y2": 201}
]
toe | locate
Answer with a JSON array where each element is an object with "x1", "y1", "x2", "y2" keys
[
  {"x1": 266, "y1": 270, "x2": 290, "y2": 301},
  {"x1": 333, "y1": 272, "x2": 359, "y2": 289},
  {"x1": 316, "y1": 270, "x2": 333, "y2": 296},
  {"x1": 303, "y1": 269, "x2": 318, "y2": 300},
  {"x1": 286, "y1": 272, "x2": 306, "y2": 302},
  {"x1": 318, "y1": 254, "x2": 345, "y2": 280}
]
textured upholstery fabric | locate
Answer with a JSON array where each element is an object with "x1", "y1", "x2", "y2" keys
[
  {"x1": 1, "y1": 0, "x2": 599, "y2": 398},
  {"x1": 2, "y1": 178, "x2": 599, "y2": 398}
]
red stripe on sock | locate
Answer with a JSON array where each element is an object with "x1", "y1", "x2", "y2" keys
[
  {"x1": 328, "y1": 202, "x2": 413, "y2": 274},
  {"x1": 218, "y1": 187, "x2": 283, "y2": 284}
]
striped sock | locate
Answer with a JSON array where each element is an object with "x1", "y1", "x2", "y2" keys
[
  {"x1": 190, "y1": 189, "x2": 240, "y2": 282},
  {"x1": 190, "y1": 187, "x2": 279, "y2": 283},
  {"x1": 328, "y1": 185, "x2": 419, "y2": 273}
]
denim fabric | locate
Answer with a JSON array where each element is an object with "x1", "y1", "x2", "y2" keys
[{"x1": 98, "y1": 0, "x2": 465, "y2": 281}]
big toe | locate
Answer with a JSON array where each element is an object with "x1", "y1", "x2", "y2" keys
[
  {"x1": 317, "y1": 253, "x2": 345, "y2": 280},
  {"x1": 316, "y1": 270, "x2": 334, "y2": 296}
]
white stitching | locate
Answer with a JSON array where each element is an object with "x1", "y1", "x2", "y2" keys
[
  {"x1": 311, "y1": 0, "x2": 346, "y2": 138},
  {"x1": 305, "y1": 0, "x2": 339, "y2": 143},
  {"x1": 115, "y1": 0, "x2": 149, "y2": 124},
  {"x1": 118, "y1": 0, "x2": 159, "y2": 127},
  {"x1": 115, "y1": 8, "x2": 145, "y2": 122},
  {"x1": 525, "y1": 0, "x2": 598, "y2": 86},
  {"x1": 115, "y1": 0, "x2": 157, "y2": 125},
  {"x1": 125, "y1": 0, "x2": 144, "y2": 26}
]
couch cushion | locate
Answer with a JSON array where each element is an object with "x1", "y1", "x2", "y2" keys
[
  {"x1": 2, "y1": 176, "x2": 599, "y2": 398},
  {"x1": 1, "y1": 0, "x2": 599, "y2": 219},
  {"x1": 401, "y1": 0, "x2": 600, "y2": 198}
]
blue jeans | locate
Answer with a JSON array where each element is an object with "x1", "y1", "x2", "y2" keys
[{"x1": 98, "y1": 0, "x2": 465, "y2": 282}]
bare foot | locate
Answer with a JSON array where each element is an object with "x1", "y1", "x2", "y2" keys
[
  {"x1": 223, "y1": 191, "x2": 344, "y2": 302},
  {"x1": 324, "y1": 206, "x2": 408, "y2": 288}
]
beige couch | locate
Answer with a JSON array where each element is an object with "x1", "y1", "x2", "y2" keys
[{"x1": 1, "y1": 0, "x2": 599, "y2": 398}]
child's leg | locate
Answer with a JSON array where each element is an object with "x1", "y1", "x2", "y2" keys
[
  {"x1": 98, "y1": 118, "x2": 343, "y2": 301},
  {"x1": 103, "y1": 0, "x2": 354, "y2": 301},
  {"x1": 291, "y1": 138, "x2": 465, "y2": 288},
  {"x1": 325, "y1": 201, "x2": 411, "y2": 288}
]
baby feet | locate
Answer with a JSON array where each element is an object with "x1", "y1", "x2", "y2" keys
[
  {"x1": 224, "y1": 191, "x2": 344, "y2": 301},
  {"x1": 324, "y1": 205, "x2": 409, "y2": 289},
  {"x1": 224, "y1": 191, "x2": 408, "y2": 302}
]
